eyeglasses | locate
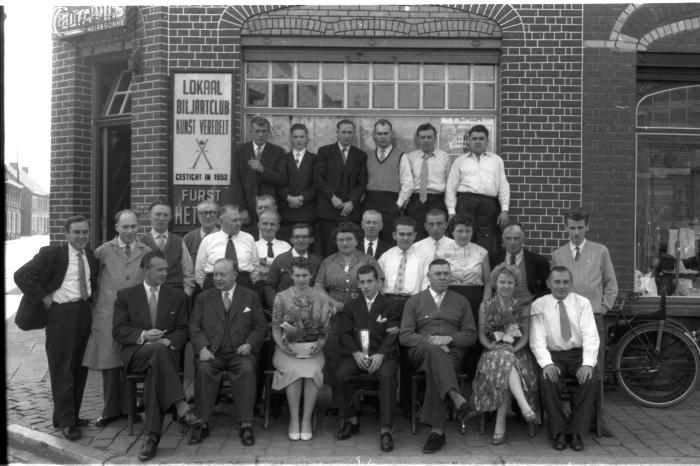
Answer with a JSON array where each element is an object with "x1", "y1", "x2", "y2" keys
[{"x1": 198, "y1": 211, "x2": 218, "y2": 217}]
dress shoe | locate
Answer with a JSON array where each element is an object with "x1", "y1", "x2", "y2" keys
[
  {"x1": 422, "y1": 432, "x2": 445, "y2": 454},
  {"x1": 336, "y1": 421, "x2": 360, "y2": 440},
  {"x1": 138, "y1": 433, "x2": 159, "y2": 462},
  {"x1": 569, "y1": 434, "x2": 584, "y2": 451},
  {"x1": 189, "y1": 423, "x2": 209, "y2": 445},
  {"x1": 62, "y1": 427, "x2": 81, "y2": 441},
  {"x1": 492, "y1": 432, "x2": 506, "y2": 445},
  {"x1": 178, "y1": 409, "x2": 202, "y2": 428},
  {"x1": 95, "y1": 415, "x2": 120, "y2": 428},
  {"x1": 289, "y1": 421, "x2": 300, "y2": 441},
  {"x1": 239, "y1": 426, "x2": 255, "y2": 446},
  {"x1": 551, "y1": 433, "x2": 568, "y2": 451},
  {"x1": 300, "y1": 430, "x2": 313, "y2": 441},
  {"x1": 523, "y1": 409, "x2": 537, "y2": 424},
  {"x1": 54, "y1": 418, "x2": 90, "y2": 428},
  {"x1": 456, "y1": 402, "x2": 479, "y2": 433},
  {"x1": 380, "y1": 432, "x2": 394, "y2": 452}
]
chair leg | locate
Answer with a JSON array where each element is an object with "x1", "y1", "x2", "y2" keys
[
  {"x1": 410, "y1": 377, "x2": 418, "y2": 435},
  {"x1": 126, "y1": 380, "x2": 135, "y2": 436},
  {"x1": 596, "y1": 379, "x2": 604, "y2": 438},
  {"x1": 528, "y1": 421, "x2": 536, "y2": 437},
  {"x1": 479, "y1": 412, "x2": 486, "y2": 435},
  {"x1": 263, "y1": 372, "x2": 272, "y2": 430}
]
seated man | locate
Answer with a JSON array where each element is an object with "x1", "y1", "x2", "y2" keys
[
  {"x1": 188, "y1": 258, "x2": 267, "y2": 446},
  {"x1": 112, "y1": 251, "x2": 199, "y2": 462},
  {"x1": 529, "y1": 266, "x2": 600, "y2": 452},
  {"x1": 399, "y1": 259, "x2": 477, "y2": 454},
  {"x1": 334, "y1": 265, "x2": 402, "y2": 452}
]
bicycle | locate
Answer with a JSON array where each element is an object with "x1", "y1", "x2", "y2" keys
[{"x1": 607, "y1": 287, "x2": 700, "y2": 408}]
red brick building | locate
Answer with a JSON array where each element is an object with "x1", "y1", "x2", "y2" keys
[{"x1": 50, "y1": 4, "x2": 700, "y2": 291}]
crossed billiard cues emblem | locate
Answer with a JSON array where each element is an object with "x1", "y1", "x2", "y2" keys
[{"x1": 191, "y1": 138, "x2": 213, "y2": 169}]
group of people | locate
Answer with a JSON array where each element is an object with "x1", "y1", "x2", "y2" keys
[{"x1": 13, "y1": 115, "x2": 618, "y2": 462}]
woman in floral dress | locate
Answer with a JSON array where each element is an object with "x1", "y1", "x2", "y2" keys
[
  {"x1": 471, "y1": 263, "x2": 538, "y2": 444},
  {"x1": 271, "y1": 257, "x2": 331, "y2": 441}
]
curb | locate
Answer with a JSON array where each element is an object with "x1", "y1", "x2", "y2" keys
[{"x1": 8, "y1": 423, "x2": 114, "y2": 464}]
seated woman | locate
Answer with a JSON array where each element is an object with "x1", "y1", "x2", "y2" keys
[
  {"x1": 471, "y1": 263, "x2": 538, "y2": 445},
  {"x1": 271, "y1": 257, "x2": 331, "y2": 441}
]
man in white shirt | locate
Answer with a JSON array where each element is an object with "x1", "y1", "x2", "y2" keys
[
  {"x1": 195, "y1": 205, "x2": 259, "y2": 290},
  {"x1": 529, "y1": 266, "x2": 600, "y2": 452},
  {"x1": 445, "y1": 125, "x2": 510, "y2": 254},
  {"x1": 412, "y1": 209, "x2": 456, "y2": 266},
  {"x1": 397, "y1": 123, "x2": 452, "y2": 240},
  {"x1": 253, "y1": 210, "x2": 291, "y2": 307}
]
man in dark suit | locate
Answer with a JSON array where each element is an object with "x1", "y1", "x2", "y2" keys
[
  {"x1": 226, "y1": 116, "x2": 286, "y2": 226},
  {"x1": 278, "y1": 123, "x2": 317, "y2": 243},
  {"x1": 314, "y1": 119, "x2": 368, "y2": 257},
  {"x1": 112, "y1": 250, "x2": 200, "y2": 461},
  {"x1": 14, "y1": 215, "x2": 99, "y2": 441},
  {"x1": 358, "y1": 210, "x2": 391, "y2": 259},
  {"x1": 188, "y1": 258, "x2": 267, "y2": 446},
  {"x1": 334, "y1": 265, "x2": 401, "y2": 452},
  {"x1": 489, "y1": 222, "x2": 550, "y2": 301}
]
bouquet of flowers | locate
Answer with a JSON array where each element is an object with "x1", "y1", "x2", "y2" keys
[
  {"x1": 486, "y1": 297, "x2": 533, "y2": 344},
  {"x1": 280, "y1": 294, "x2": 323, "y2": 343}
]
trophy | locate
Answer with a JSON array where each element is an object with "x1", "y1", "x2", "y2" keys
[{"x1": 359, "y1": 329, "x2": 370, "y2": 369}]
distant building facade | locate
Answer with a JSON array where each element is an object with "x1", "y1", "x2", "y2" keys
[{"x1": 6, "y1": 163, "x2": 50, "y2": 238}]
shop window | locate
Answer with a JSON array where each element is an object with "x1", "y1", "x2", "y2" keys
[{"x1": 636, "y1": 85, "x2": 700, "y2": 297}]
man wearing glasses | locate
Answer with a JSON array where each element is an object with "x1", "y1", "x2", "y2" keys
[{"x1": 183, "y1": 200, "x2": 220, "y2": 265}]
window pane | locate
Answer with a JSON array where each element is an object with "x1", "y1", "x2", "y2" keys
[
  {"x1": 322, "y1": 83, "x2": 343, "y2": 108},
  {"x1": 473, "y1": 65, "x2": 495, "y2": 81},
  {"x1": 247, "y1": 82, "x2": 267, "y2": 106},
  {"x1": 322, "y1": 63, "x2": 343, "y2": 80},
  {"x1": 116, "y1": 71, "x2": 132, "y2": 91},
  {"x1": 347, "y1": 63, "x2": 369, "y2": 80},
  {"x1": 122, "y1": 94, "x2": 132, "y2": 114},
  {"x1": 651, "y1": 93, "x2": 669, "y2": 126},
  {"x1": 373, "y1": 83, "x2": 394, "y2": 108},
  {"x1": 347, "y1": 83, "x2": 369, "y2": 108},
  {"x1": 689, "y1": 86, "x2": 700, "y2": 127},
  {"x1": 108, "y1": 94, "x2": 125, "y2": 115},
  {"x1": 272, "y1": 62, "x2": 293, "y2": 79},
  {"x1": 247, "y1": 62, "x2": 268, "y2": 79},
  {"x1": 423, "y1": 84, "x2": 445, "y2": 109},
  {"x1": 297, "y1": 83, "x2": 318, "y2": 108},
  {"x1": 424, "y1": 64, "x2": 445, "y2": 81},
  {"x1": 373, "y1": 63, "x2": 394, "y2": 80},
  {"x1": 473, "y1": 84, "x2": 495, "y2": 109},
  {"x1": 398, "y1": 83, "x2": 419, "y2": 108},
  {"x1": 448, "y1": 64, "x2": 470, "y2": 81},
  {"x1": 271, "y1": 83, "x2": 293, "y2": 107},
  {"x1": 297, "y1": 62, "x2": 319, "y2": 80},
  {"x1": 670, "y1": 88, "x2": 687, "y2": 125},
  {"x1": 448, "y1": 84, "x2": 469, "y2": 109},
  {"x1": 398, "y1": 64, "x2": 419, "y2": 80}
]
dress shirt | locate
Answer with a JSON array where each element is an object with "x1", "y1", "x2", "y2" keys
[
  {"x1": 569, "y1": 240, "x2": 585, "y2": 258},
  {"x1": 413, "y1": 235, "x2": 456, "y2": 265},
  {"x1": 397, "y1": 148, "x2": 452, "y2": 207},
  {"x1": 529, "y1": 292, "x2": 600, "y2": 369},
  {"x1": 438, "y1": 242, "x2": 488, "y2": 286},
  {"x1": 52, "y1": 243, "x2": 92, "y2": 303},
  {"x1": 378, "y1": 245, "x2": 428, "y2": 295},
  {"x1": 195, "y1": 230, "x2": 259, "y2": 285},
  {"x1": 138, "y1": 282, "x2": 161, "y2": 344},
  {"x1": 429, "y1": 287, "x2": 445, "y2": 308},
  {"x1": 508, "y1": 249, "x2": 524, "y2": 267},
  {"x1": 291, "y1": 249, "x2": 309, "y2": 259},
  {"x1": 445, "y1": 151, "x2": 510, "y2": 215},
  {"x1": 363, "y1": 238, "x2": 379, "y2": 256},
  {"x1": 255, "y1": 238, "x2": 292, "y2": 265},
  {"x1": 117, "y1": 237, "x2": 135, "y2": 253},
  {"x1": 365, "y1": 292, "x2": 379, "y2": 310},
  {"x1": 377, "y1": 145, "x2": 393, "y2": 161},
  {"x1": 150, "y1": 229, "x2": 195, "y2": 295},
  {"x1": 293, "y1": 149, "x2": 306, "y2": 167},
  {"x1": 222, "y1": 285, "x2": 235, "y2": 306},
  {"x1": 253, "y1": 143, "x2": 266, "y2": 157}
]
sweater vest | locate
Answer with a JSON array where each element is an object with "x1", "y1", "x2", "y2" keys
[
  {"x1": 138, "y1": 232, "x2": 184, "y2": 289},
  {"x1": 514, "y1": 256, "x2": 532, "y2": 303},
  {"x1": 366, "y1": 147, "x2": 402, "y2": 193}
]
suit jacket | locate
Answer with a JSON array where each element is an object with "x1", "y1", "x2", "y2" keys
[
  {"x1": 189, "y1": 285, "x2": 266, "y2": 355},
  {"x1": 489, "y1": 248, "x2": 550, "y2": 298},
  {"x1": 278, "y1": 150, "x2": 317, "y2": 223},
  {"x1": 14, "y1": 245, "x2": 99, "y2": 330},
  {"x1": 225, "y1": 141, "x2": 286, "y2": 223},
  {"x1": 112, "y1": 283, "x2": 189, "y2": 367},
  {"x1": 358, "y1": 239, "x2": 390, "y2": 260},
  {"x1": 314, "y1": 143, "x2": 368, "y2": 222},
  {"x1": 337, "y1": 293, "x2": 402, "y2": 358}
]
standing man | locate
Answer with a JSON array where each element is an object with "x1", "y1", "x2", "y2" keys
[
  {"x1": 445, "y1": 124, "x2": 510, "y2": 254},
  {"x1": 84, "y1": 210, "x2": 152, "y2": 427},
  {"x1": 362, "y1": 119, "x2": 403, "y2": 244},
  {"x1": 188, "y1": 258, "x2": 267, "y2": 446},
  {"x1": 14, "y1": 216, "x2": 99, "y2": 441},
  {"x1": 112, "y1": 251, "x2": 200, "y2": 461},
  {"x1": 242, "y1": 194, "x2": 278, "y2": 240},
  {"x1": 397, "y1": 123, "x2": 452, "y2": 240},
  {"x1": 530, "y1": 266, "x2": 600, "y2": 452},
  {"x1": 399, "y1": 259, "x2": 476, "y2": 454},
  {"x1": 359, "y1": 210, "x2": 390, "y2": 260},
  {"x1": 138, "y1": 200, "x2": 195, "y2": 296},
  {"x1": 551, "y1": 207, "x2": 618, "y2": 436},
  {"x1": 489, "y1": 222, "x2": 550, "y2": 302},
  {"x1": 334, "y1": 265, "x2": 402, "y2": 452},
  {"x1": 227, "y1": 116, "x2": 286, "y2": 226},
  {"x1": 314, "y1": 119, "x2": 368, "y2": 257},
  {"x1": 412, "y1": 209, "x2": 455, "y2": 265},
  {"x1": 183, "y1": 200, "x2": 220, "y2": 264},
  {"x1": 278, "y1": 123, "x2": 317, "y2": 242},
  {"x1": 195, "y1": 205, "x2": 259, "y2": 291}
]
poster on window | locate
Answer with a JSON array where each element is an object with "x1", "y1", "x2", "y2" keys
[
  {"x1": 172, "y1": 73, "x2": 232, "y2": 186},
  {"x1": 438, "y1": 117, "x2": 496, "y2": 156}
]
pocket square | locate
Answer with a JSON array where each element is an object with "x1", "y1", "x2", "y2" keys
[
  {"x1": 243, "y1": 307, "x2": 251, "y2": 313},
  {"x1": 376, "y1": 315, "x2": 387, "y2": 323}
]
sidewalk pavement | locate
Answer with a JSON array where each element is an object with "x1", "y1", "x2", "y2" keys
[{"x1": 7, "y1": 305, "x2": 700, "y2": 464}]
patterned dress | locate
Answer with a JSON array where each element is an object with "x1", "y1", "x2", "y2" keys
[{"x1": 471, "y1": 297, "x2": 539, "y2": 412}]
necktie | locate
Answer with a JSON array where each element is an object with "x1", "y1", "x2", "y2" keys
[
  {"x1": 435, "y1": 292, "x2": 443, "y2": 309},
  {"x1": 124, "y1": 244, "x2": 131, "y2": 257},
  {"x1": 510, "y1": 254, "x2": 516, "y2": 266},
  {"x1": 77, "y1": 250, "x2": 88, "y2": 300},
  {"x1": 558, "y1": 300, "x2": 572, "y2": 341},
  {"x1": 148, "y1": 287, "x2": 158, "y2": 327},
  {"x1": 343, "y1": 148, "x2": 349, "y2": 163},
  {"x1": 295, "y1": 152, "x2": 301, "y2": 168},
  {"x1": 222, "y1": 291, "x2": 231, "y2": 311},
  {"x1": 267, "y1": 241, "x2": 275, "y2": 259},
  {"x1": 225, "y1": 234, "x2": 238, "y2": 269},
  {"x1": 378, "y1": 148, "x2": 385, "y2": 161},
  {"x1": 367, "y1": 241, "x2": 374, "y2": 257},
  {"x1": 395, "y1": 251, "x2": 408, "y2": 293},
  {"x1": 255, "y1": 145, "x2": 262, "y2": 160},
  {"x1": 574, "y1": 246, "x2": 580, "y2": 261},
  {"x1": 434, "y1": 240, "x2": 440, "y2": 259},
  {"x1": 419, "y1": 154, "x2": 430, "y2": 203},
  {"x1": 157, "y1": 234, "x2": 166, "y2": 251}
]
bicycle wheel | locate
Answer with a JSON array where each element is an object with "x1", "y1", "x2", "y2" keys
[{"x1": 614, "y1": 323, "x2": 700, "y2": 408}]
